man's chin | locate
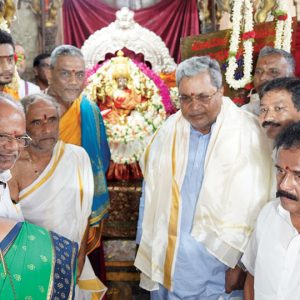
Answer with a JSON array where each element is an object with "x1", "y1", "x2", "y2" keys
[{"x1": 0, "y1": 79, "x2": 12, "y2": 86}]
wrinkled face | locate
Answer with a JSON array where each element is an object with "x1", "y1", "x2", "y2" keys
[
  {"x1": 0, "y1": 105, "x2": 26, "y2": 172},
  {"x1": 276, "y1": 147, "x2": 300, "y2": 217},
  {"x1": 259, "y1": 89, "x2": 300, "y2": 140},
  {"x1": 253, "y1": 54, "x2": 291, "y2": 92},
  {"x1": 26, "y1": 100, "x2": 59, "y2": 153},
  {"x1": 15, "y1": 45, "x2": 26, "y2": 76},
  {"x1": 179, "y1": 72, "x2": 223, "y2": 134},
  {"x1": 48, "y1": 55, "x2": 85, "y2": 104},
  {"x1": 0, "y1": 44, "x2": 15, "y2": 86},
  {"x1": 35, "y1": 57, "x2": 50, "y2": 83}
]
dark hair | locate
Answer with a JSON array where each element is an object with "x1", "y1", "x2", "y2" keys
[
  {"x1": 33, "y1": 53, "x2": 51, "y2": 67},
  {"x1": 259, "y1": 77, "x2": 300, "y2": 111},
  {"x1": 0, "y1": 30, "x2": 14, "y2": 49},
  {"x1": 275, "y1": 121, "x2": 300, "y2": 150}
]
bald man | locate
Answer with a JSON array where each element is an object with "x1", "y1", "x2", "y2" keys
[{"x1": 0, "y1": 95, "x2": 30, "y2": 220}]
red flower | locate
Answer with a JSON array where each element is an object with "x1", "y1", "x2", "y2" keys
[
  {"x1": 242, "y1": 31, "x2": 256, "y2": 40},
  {"x1": 232, "y1": 97, "x2": 246, "y2": 106},
  {"x1": 244, "y1": 82, "x2": 254, "y2": 91},
  {"x1": 277, "y1": 14, "x2": 288, "y2": 21}
]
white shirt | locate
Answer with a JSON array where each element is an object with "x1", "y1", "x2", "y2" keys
[
  {"x1": 242, "y1": 199, "x2": 300, "y2": 300},
  {"x1": 0, "y1": 170, "x2": 23, "y2": 221},
  {"x1": 241, "y1": 92, "x2": 260, "y2": 116},
  {"x1": 18, "y1": 79, "x2": 41, "y2": 98}
]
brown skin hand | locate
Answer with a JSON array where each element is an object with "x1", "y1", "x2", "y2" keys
[
  {"x1": 77, "y1": 222, "x2": 89, "y2": 282},
  {"x1": 244, "y1": 272, "x2": 254, "y2": 300},
  {"x1": 225, "y1": 266, "x2": 247, "y2": 293}
]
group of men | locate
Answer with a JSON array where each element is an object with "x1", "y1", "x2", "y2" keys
[
  {"x1": 1, "y1": 25, "x2": 300, "y2": 300},
  {"x1": 0, "y1": 29, "x2": 109, "y2": 299},
  {"x1": 135, "y1": 47, "x2": 300, "y2": 300}
]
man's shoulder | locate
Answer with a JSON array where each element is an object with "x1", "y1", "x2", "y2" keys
[
  {"x1": 256, "y1": 199, "x2": 279, "y2": 228},
  {"x1": 63, "y1": 142, "x2": 90, "y2": 159}
]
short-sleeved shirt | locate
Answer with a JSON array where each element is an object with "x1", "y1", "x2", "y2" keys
[{"x1": 242, "y1": 199, "x2": 300, "y2": 300}]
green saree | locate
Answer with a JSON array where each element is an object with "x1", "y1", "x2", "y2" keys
[{"x1": 0, "y1": 221, "x2": 78, "y2": 299}]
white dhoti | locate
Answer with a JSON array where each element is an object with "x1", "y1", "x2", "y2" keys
[{"x1": 19, "y1": 141, "x2": 107, "y2": 299}]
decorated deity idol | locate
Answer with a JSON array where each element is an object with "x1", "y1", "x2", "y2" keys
[{"x1": 85, "y1": 50, "x2": 176, "y2": 179}]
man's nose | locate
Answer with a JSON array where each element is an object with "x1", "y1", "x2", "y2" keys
[
  {"x1": 279, "y1": 172, "x2": 294, "y2": 192},
  {"x1": 3, "y1": 138, "x2": 20, "y2": 151},
  {"x1": 1, "y1": 59, "x2": 13, "y2": 71}
]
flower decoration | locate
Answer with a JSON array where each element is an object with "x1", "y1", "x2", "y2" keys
[
  {"x1": 274, "y1": 1, "x2": 292, "y2": 52},
  {"x1": 84, "y1": 54, "x2": 175, "y2": 164},
  {"x1": 225, "y1": 0, "x2": 254, "y2": 90}
]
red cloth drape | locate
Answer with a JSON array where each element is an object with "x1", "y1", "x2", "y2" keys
[{"x1": 63, "y1": 0, "x2": 200, "y2": 63}]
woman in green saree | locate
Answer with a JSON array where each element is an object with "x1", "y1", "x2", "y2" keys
[{"x1": 0, "y1": 218, "x2": 78, "y2": 299}]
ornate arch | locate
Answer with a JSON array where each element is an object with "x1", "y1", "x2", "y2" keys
[{"x1": 81, "y1": 7, "x2": 176, "y2": 73}]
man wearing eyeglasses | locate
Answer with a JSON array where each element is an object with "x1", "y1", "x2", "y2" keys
[
  {"x1": 135, "y1": 56, "x2": 274, "y2": 299},
  {"x1": 0, "y1": 95, "x2": 28, "y2": 221},
  {"x1": 8, "y1": 93, "x2": 107, "y2": 299}
]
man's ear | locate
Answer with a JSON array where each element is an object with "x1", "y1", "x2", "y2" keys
[
  {"x1": 219, "y1": 86, "x2": 224, "y2": 95},
  {"x1": 33, "y1": 66, "x2": 38, "y2": 76},
  {"x1": 46, "y1": 68, "x2": 52, "y2": 84}
]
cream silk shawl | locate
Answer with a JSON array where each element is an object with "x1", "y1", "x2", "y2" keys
[
  {"x1": 134, "y1": 97, "x2": 273, "y2": 291},
  {"x1": 18, "y1": 141, "x2": 107, "y2": 299}
]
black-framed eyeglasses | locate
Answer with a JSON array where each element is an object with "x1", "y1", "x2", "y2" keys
[
  {"x1": 0, "y1": 133, "x2": 32, "y2": 148},
  {"x1": 179, "y1": 89, "x2": 219, "y2": 105}
]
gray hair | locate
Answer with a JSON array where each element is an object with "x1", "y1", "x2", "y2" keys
[
  {"x1": 0, "y1": 93, "x2": 24, "y2": 113},
  {"x1": 176, "y1": 56, "x2": 223, "y2": 88},
  {"x1": 50, "y1": 45, "x2": 84, "y2": 68},
  {"x1": 21, "y1": 93, "x2": 60, "y2": 116},
  {"x1": 258, "y1": 46, "x2": 295, "y2": 76}
]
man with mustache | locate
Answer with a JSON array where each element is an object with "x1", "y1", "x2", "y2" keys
[
  {"x1": 135, "y1": 56, "x2": 273, "y2": 299},
  {"x1": 0, "y1": 95, "x2": 79, "y2": 299},
  {"x1": 258, "y1": 77, "x2": 300, "y2": 142},
  {"x1": 8, "y1": 93, "x2": 107, "y2": 299},
  {"x1": 242, "y1": 47, "x2": 295, "y2": 115},
  {"x1": 46, "y1": 45, "x2": 110, "y2": 259},
  {"x1": 242, "y1": 122, "x2": 300, "y2": 300},
  {"x1": 0, "y1": 95, "x2": 28, "y2": 220}
]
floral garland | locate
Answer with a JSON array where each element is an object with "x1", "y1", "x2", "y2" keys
[
  {"x1": 274, "y1": 1, "x2": 292, "y2": 52},
  {"x1": 225, "y1": 0, "x2": 254, "y2": 90},
  {"x1": 84, "y1": 57, "x2": 172, "y2": 164}
]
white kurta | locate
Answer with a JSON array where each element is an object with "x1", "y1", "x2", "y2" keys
[
  {"x1": 242, "y1": 199, "x2": 300, "y2": 300},
  {"x1": 18, "y1": 141, "x2": 106, "y2": 299},
  {"x1": 18, "y1": 79, "x2": 41, "y2": 98},
  {"x1": 0, "y1": 170, "x2": 23, "y2": 221},
  {"x1": 241, "y1": 92, "x2": 260, "y2": 116}
]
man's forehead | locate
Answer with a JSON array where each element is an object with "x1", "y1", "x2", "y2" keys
[
  {"x1": 0, "y1": 44, "x2": 14, "y2": 56},
  {"x1": 54, "y1": 55, "x2": 84, "y2": 68},
  {"x1": 256, "y1": 54, "x2": 288, "y2": 67},
  {"x1": 261, "y1": 89, "x2": 291, "y2": 105}
]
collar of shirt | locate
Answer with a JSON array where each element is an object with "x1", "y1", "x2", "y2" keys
[
  {"x1": 190, "y1": 122, "x2": 216, "y2": 137},
  {"x1": 0, "y1": 170, "x2": 12, "y2": 185},
  {"x1": 277, "y1": 200, "x2": 298, "y2": 234}
]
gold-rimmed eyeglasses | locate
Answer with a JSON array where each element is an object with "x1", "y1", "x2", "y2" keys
[
  {"x1": 179, "y1": 89, "x2": 219, "y2": 105},
  {"x1": 0, "y1": 133, "x2": 32, "y2": 148}
]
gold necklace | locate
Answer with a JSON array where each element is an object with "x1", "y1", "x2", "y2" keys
[{"x1": 0, "y1": 248, "x2": 17, "y2": 300}]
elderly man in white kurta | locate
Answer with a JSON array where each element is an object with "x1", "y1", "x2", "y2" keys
[
  {"x1": 242, "y1": 122, "x2": 300, "y2": 300},
  {"x1": 135, "y1": 56, "x2": 274, "y2": 299},
  {"x1": 8, "y1": 94, "x2": 106, "y2": 300}
]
